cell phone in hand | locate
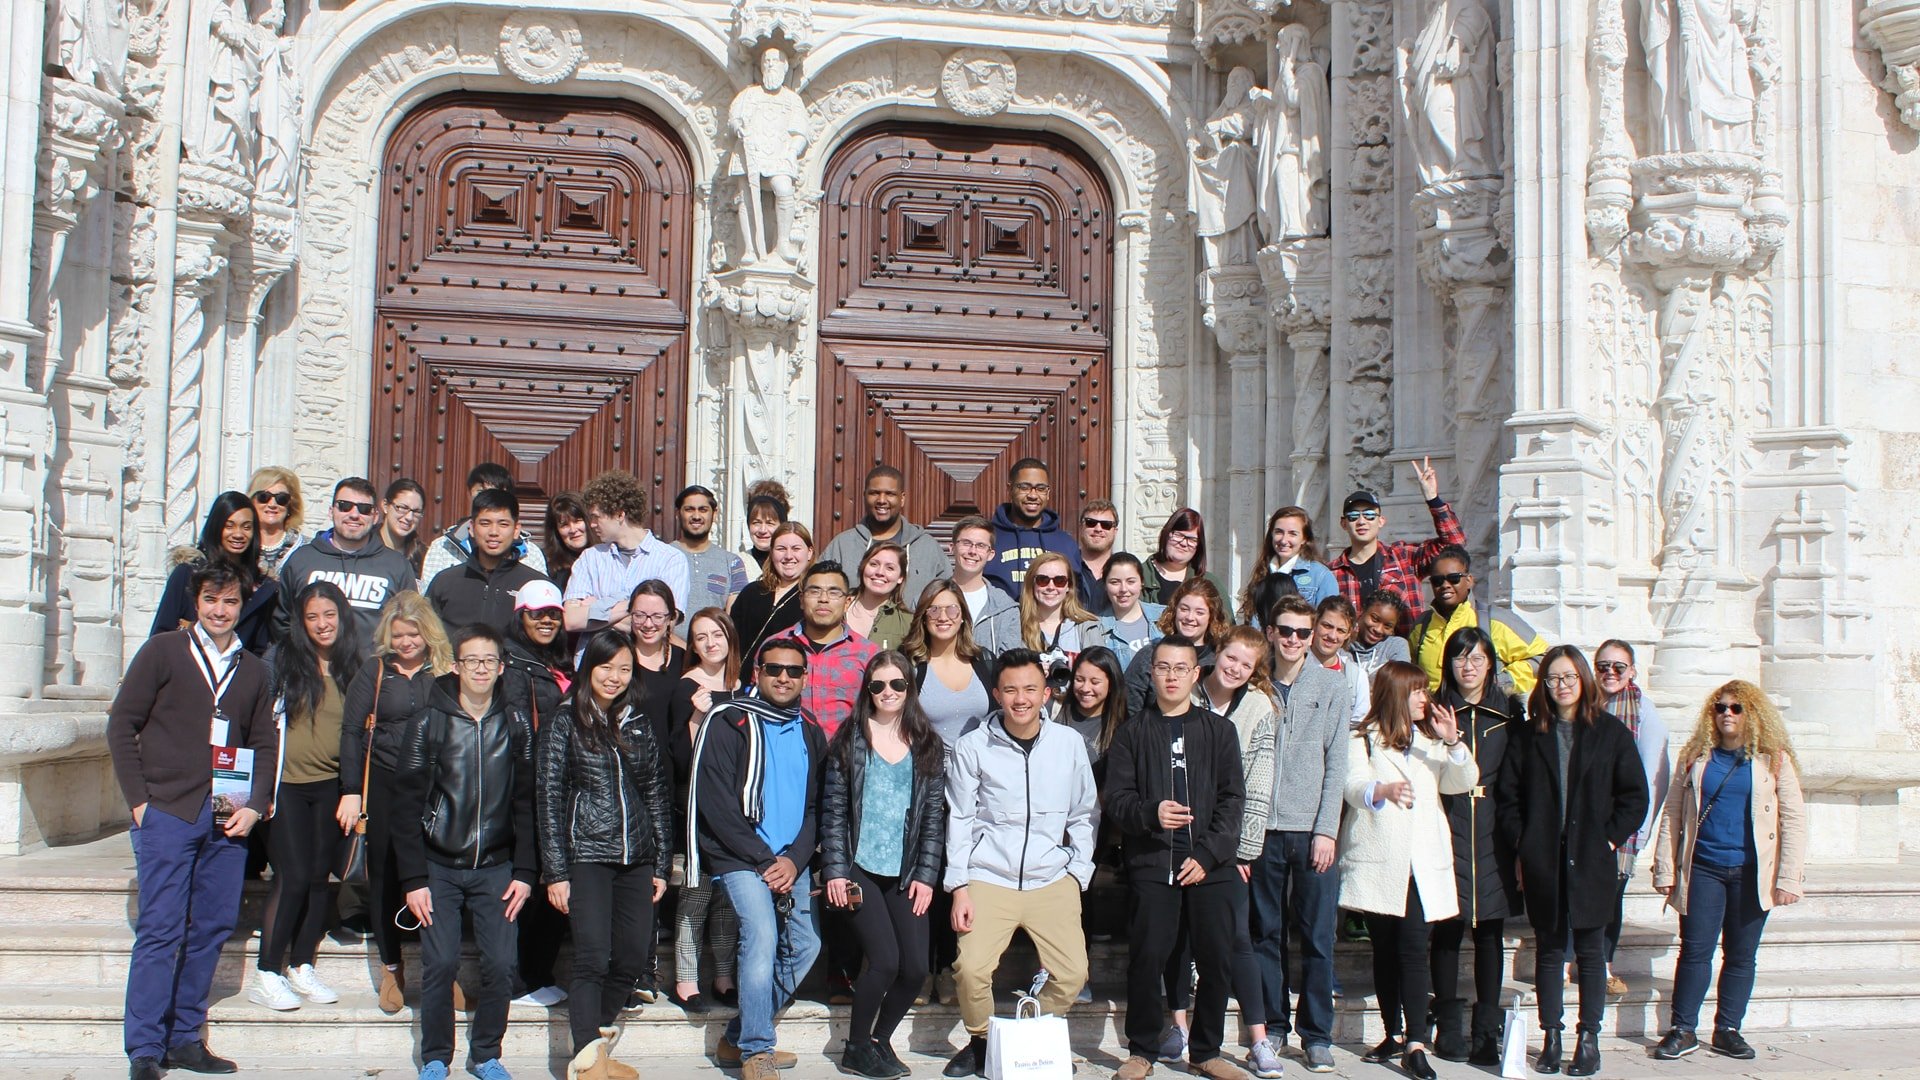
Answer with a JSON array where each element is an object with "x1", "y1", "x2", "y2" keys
[{"x1": 844, "y1": 882, "x2": 864, "y2": 910}]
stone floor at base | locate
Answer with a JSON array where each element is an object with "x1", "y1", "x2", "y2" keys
[{"x1": 10, "y1": 1028, "x2": 1917, "y2": 1080}]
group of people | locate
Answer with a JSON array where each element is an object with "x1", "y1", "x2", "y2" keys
[{"x1": 106, "y1": 454, "x2": 1808, "y2": 1080}]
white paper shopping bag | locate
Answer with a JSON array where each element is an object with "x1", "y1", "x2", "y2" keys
[
  {"x1": 985, "y1": 995, "x2": 1073, "y2": 1080},
  {"x1": 1501, "y1": 1000, "x2": 1534, "y2": 1079}
]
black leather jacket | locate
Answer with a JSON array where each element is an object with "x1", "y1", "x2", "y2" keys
[
  {"x1": 820, "y1": 722, "x2": 947, "y2": 890},
  {"x1": 390, "y1": 675, "x2": 537, "y2": 891},
  {"x1": 535, "y1": 701, "x2": 674, "y2": 884}
]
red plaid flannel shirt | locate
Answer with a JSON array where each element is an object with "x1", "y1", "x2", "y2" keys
[
  {"x1": 1328, "y1": 498, "x2": 1467, "y2": 629},
  {"x1": 773, "y1": 625, "x2": 879, "y2": 739}
]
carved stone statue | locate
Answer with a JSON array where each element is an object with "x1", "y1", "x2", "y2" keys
[
  {"x1": 727, "y1": 48, "x2": 812, "y2": 264},
  {"x1": 183, "y1": 0, "x2": 262, "y2": 173},
  {"x1": 46, "y1": 0, "x2": 126, "y2": 94},
  {"x1": 1257, "y1": 25, "x2": 1330, "y2": 240},
  {"x1": 1643, "y1": 0, "x2": 1756, "y2": 154},
  {"x1": 1191, "y1": 67, "x2": 1265, "y2": 270},
  {"x1": 1405, "y1": 0, "x2": 1499, "y2": 185},
  {"x1": 253, "y1": 0, "x2": 301, "y2": 204}
]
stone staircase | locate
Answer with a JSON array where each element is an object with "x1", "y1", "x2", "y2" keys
[{"x1": 2, "y1": 833, "x2": 1917, "y2": 1067}]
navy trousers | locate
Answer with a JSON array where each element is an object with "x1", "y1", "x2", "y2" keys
[{"x1": 124, "y1": 797, "x2": 248, "y2": 1061}]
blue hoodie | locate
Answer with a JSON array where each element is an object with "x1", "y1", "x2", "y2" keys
[{"x1": 984, "y1": 505, "x2": 1083, "y2": 599}]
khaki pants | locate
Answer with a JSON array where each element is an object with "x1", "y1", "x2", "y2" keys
[{"x1": 953, "y1": 876, "x2": 1089, "y2": 1035}]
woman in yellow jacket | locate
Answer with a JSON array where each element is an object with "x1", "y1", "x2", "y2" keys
[
  {"x1": 1649, "y1": 680, "x2": 1806, "y2": 1062},
  {"x1": 1339, "y1": 661, "x2": 1479, "y2": 1080}
]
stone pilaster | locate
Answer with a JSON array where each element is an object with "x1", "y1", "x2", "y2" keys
[
  {"x1": 703, "y1": 264, "x2": 814, "y2": 545},
  {"x1": 1201, "y1": 265, "x2": 1268, "y2": 586},
  {"x1": 1259, "y1": 237, "x2": 1332, "y2": 522}
]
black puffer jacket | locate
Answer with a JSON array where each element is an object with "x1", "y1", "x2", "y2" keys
[
  {"x1": 820, "y1": 721, "x2": 947, "y2": 890},
  {"x1": 391, "y1": 675, "x2": 537, "y2": 890},
  {"x1": 1440, "y1": 687, "x2": 1523, "y2": 925},
  {"x1": 503, "y1": 637, "x2": 567, "y2": 730},
  {"x1": 535, "y1": 702, "x2": 674, "y2": 884},
  {"x1": 339, "y1": 658, "x2": 439, "y2": 790}
]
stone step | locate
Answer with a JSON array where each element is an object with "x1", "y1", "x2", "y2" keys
[{"x1": 6, "y1": 966, "x2": 1917, "y2": 1062}]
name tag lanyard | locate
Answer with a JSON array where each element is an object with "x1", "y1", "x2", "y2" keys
[{"x1": 188, "y1": 634, "x2": 239, "y2": 744}]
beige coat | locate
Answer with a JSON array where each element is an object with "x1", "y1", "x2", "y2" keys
[
  {"x1": 1337, "y1": 729, "x2": 1478, "y2": 919},
  {"x1": 1651, "y1": 748, "x2": 1806, "y2": 914}
]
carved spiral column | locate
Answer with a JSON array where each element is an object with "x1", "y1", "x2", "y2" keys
[
  {"x1": 1202, "y1": 265, "x2": 1269, "y2": 585},
  {"x1": 164, "y1": 172, "x2": 244, "y2": 548}
]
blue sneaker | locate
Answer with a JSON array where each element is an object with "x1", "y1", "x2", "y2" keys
[
  {"x1": 468, "y1": 1060, "x2": 512, "y2": 1080},
  {"x1": 1157, "y1": 1025, "x2": 1188, "y2": 1063},
  {"x1": 418, "y1": 1063, "x2": 449, "y2": 1080}
]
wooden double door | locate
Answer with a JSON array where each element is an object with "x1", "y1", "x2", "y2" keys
[
  {"x1": 813, "y1": 124, "x2": 1115, "y2": 542},
  {"x1": 371, "y1": 94, "x2": 693, "y2": 537}
]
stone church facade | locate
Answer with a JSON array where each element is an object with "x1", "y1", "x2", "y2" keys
[{"x1": 1, "y1": 0, "x2": 1918, "y2": 857}]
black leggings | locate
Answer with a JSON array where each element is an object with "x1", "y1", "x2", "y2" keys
[
  {"x1": 1363, "y1": 880, "x2": 1432, "y2": 1044},
  {"x1": 845, "y1": 866, "x2": 930, "y2": 1046},
  {"x1": 363, "y1": 766, "x2": 407, "y2": 967},
  {"x1": 261, "y1": 778, "x2": 340, "y2": 971},
  {"x1": 1429, "y1": 916, "x2": 1506, "y2": 1040},
  {"x1": 566, "y1": 862, "x2": 657, "y2": 1053}
]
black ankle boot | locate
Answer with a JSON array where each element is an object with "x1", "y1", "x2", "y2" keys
[
  {"x1": 1432, "y1": 998, "x2": 1469, "y2": 1062},
  {"x1": 1568, "y1": 1029, "x2": 1601, "y2": 1077},
  {"x1": 843, "y1": 1039, "x2": 894, "y2": 1079},
  {"x1": 872, "y1": 1039, "x2": 910, "y2": 1078},
  {"x1": 943, "y1": 1037, "x2": 986, "y2": 1078},
  {"x1": 1535, "y1": 1029, "x2": 1563, "y2": 1075},
  {"x1": 1468, "y1": 1032, "x2": 1501, "y2": 1067}
]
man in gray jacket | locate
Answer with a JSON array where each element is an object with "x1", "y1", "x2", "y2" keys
[
  {"x1": 949, "y1": 516, "x2": 1021, "y2": 658},
  {"x1": 941, "y1": 648, "x2": 1099, "y2": 1078},
  {"x1": 1248, "y1": 595, "x2": 1352, "y2": 1073},
  {"x1": 820, "y1": 465, "x2": 953, "y2": 603}
]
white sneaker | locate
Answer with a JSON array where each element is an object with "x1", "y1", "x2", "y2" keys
[
  {"x1": 249, "y1": 968, "x2": 303, "y2": 1011},
  {"x1": 513, "y1": 985, "x2": 568, "y2": 1007},
  {"x1": 285, "y1": 963, "x2": 340, "y2": 1004}
]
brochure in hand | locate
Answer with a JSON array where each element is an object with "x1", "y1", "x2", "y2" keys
[{"x1": 211, "y1": 745, "x2": 255, "y2": 824}]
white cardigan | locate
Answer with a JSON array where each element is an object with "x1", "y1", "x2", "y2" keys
[{"x1": 1336, "y1": 728, "x2": 1478, "y2": 920}]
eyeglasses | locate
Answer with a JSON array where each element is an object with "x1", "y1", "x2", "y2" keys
[
  {"x1": 1151, "y1": 663, "x2": 1197, "y2": 675},
  {"x1": 1429, "y1": 572, "x2": 1467, "y2": 587},
  {"x1": 253, "y1": 490, "x2": 293, "y2": 508},
  {"x1": 867, "y1": 678, "x2": 912, "y2": 695},
  {"x1": 627, "y1": 611, "x2": 671, "y2": 626},
  {"x1": 1594, "y1": 661, "x2": 1631, "y2": 676},
  {"x1": 803, "y1": 586, "x2": 848, "y2": 599},
  {"x1": 1082, "y1": 517, "x2": 1116, "y2": 530},
  {"x1": 1268, "y1": 625, "x2": 1313, "y2": 640},
  {"x1": 1029, "y1": 573, "x2": 1071, "y2": 589},
  {"x1": 1166, "y1": 532, "x2": 1200, "y2": 547},
  {"x1": 924, "y1": 604, "x2": 962, "y2": 619},
  {"x1": 954, "y1": 538, "x2": 993, "y2": 554},
  {"x1": 1013, "y1": 482, "x2": 1051, "y2": 494},
  {"x1": 334, "y1": 499, "x2": 376, "y2": 516},
  {"x1": 1452, "y1": 654, "x2": 1491, "y2": 669},
  {"x1": 457, "y1": 656, "x2": 502, "y2": 671},
  {"x1": 1344, "y1": 509, "x2": 1381, "y2": 522},
  {"x1": 761, "y1": 662, "x2": 807, "y2": 678},
  {"x1": 1713, "y1": 701, "x2": 1745, "y2": 715},
  {"x1": 1544, "y1": 673, "x2": 1582, "y2": 688},
  {"x1": 388, "y1": 504, "x2": 424, "y2": 520}
]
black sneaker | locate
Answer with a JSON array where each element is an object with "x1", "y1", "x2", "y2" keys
[
  {"x1": 842, "y1": 1039, "x2": 895, "y2": 1079},
  {"x1": 1710, "y1": 1029, "x2": 1755, "y2": 1060},
  {"x1": 943, "y1": 1037, "x2": 986, "y2": 1078},
  {"x1": 1652, "y1": 1029, "x2": 1698, "y2": 1060}
]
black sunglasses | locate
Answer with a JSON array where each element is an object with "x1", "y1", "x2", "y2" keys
[
  {"x1": 334, "y1": 499, "x2": 376, "y2": 516},
  {"x1": 761, "y1": 662, "x2": 807, "y2": 678},
  {"x1": 253, "y1": 490, "x2": 292, "y2": 508},
  {"x1": 1713, "y1": 702, "x2": 1744, "y2": 716},
  {"x1": 1269, "y1": 626, "x2": 1313, "y2": 640},
  {"x1": 1081, "y1": 517, "x2": 1117, "y2": 530},
  {"x1": 1429, "y1": 572, "x2": 1467, "y2": 587},
  {"x1": 867, "y1": 678, "x2": 912, "y2": 695}
]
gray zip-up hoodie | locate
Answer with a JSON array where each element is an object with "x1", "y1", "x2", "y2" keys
[
  {"x1": 961, "y1": 581, "x2": 1023, "y2": 658},
  {"x1": 1267, "y1": 659, "x2": 1353, "y2": 838},
  {"x1": 943, "y1": 712, "x2": 1099, "y2": 892},
  {"x1": 820, "y1": 519, "x2": 954, "y2": 605}
]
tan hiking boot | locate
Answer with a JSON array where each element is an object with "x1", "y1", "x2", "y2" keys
[
  {"x1": 1192, "y1": 1056, "x2": 1251, "y2": 1080},
  {"x1": 1115, "y1": 1056, "x2": 1155, "y2": 1080},
  {"x1": 717, "y1": 1038, "x2": 797, "y2": 1070},
  {"x1": 378, "y1": 965, "x2": 405, "y2": 1014},
  {"x1": 741, "y1": 1052, "x2": 782, "y2": 1080}
]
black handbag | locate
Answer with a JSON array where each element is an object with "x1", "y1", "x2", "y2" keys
[{"x1": 334, "y1": 666, "x2": 383, "y2": 884}]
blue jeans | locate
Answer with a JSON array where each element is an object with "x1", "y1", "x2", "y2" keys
[
  {"x1": 718, "y1": 870, "x2": 822, "y2": 1055},
  {"x1": 124, "y1": 797, "x2": 247, "y2": 1061},
  {"x1": 1248, "y1": 830, "x2": 1339, "y2": 1049},
  {"x1": 1669, "y1": 860, "x2": 1770, "y2": 1033}
]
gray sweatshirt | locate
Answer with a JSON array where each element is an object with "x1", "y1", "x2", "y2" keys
[
  {"x1": 821, "y1": 519, "x2": 954, "y2": 605},
  {"x1": 1266, "y1": 659, "x2": 1353, "y2": 838}
]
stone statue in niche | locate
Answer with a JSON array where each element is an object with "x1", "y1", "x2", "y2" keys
[
  {"x1": 1257, "y1": 24, "x2": 1330, "y2": 240},
  {"x1": 1405, "y1": 0, "x2": 1499, "y2": 185},
  {"x1": 1190, "y1": 66, "x2": 1264, "y2": 269},
  {"x1": 183, "y1": 0, "x2": 261, "y2": 173},
  {"x1": 727, "y1": 47, "x2": 812, "y2": 264},
  {"x1": 47, "y1": 0, "x2": 126, "y2": 94},
  {"x1": 1643, "y1": 0, "x2": 1755, "y2": 154},
  {"x1": 253, "y1": 0, "x2": 301, "y2": 205}
]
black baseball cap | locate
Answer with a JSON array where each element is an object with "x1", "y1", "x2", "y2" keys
[{"x1": 1342, "y1": 490, "x2": 1381, "y2": 514}]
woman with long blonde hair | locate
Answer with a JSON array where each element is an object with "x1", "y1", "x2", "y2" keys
[
  {"x1": 338, "y1": 591, "x2": 452, "y2": 1011},
  {"x1": 1649, "y1": 681, "x2": 1805, "y2": 1062},
  {"x1": 1018, "y1": 551, "x2": 1106, "y2": 663},
  {"x1": 246, "y1": 465, "x2": 306, "y2": 579}
]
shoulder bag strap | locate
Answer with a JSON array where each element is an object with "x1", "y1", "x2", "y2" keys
[{"x1": 355, "y1": 666, "x2": 383, "y2": 832}]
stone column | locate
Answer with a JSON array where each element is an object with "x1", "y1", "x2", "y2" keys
[
  {"x1": 0, "y1": 0, "x2": 48, "y2": 696},
  {"x1": 1260, "y1": 237, "x2": 1332, "y2": 523},
  {"x1": 1201, "y1": 265, "x2": 1268, "y2": 584},
  {"x1": 163, "y1": 168, "x2": 245, "y2": 548},
  {"x1": 703, "y1": 265, "x2": 812, "y2": 541}
]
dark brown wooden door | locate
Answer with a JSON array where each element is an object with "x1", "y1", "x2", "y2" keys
[
  {"x1": 371, "y1": 93, "x2": 693, "y2": 538},
  {"x1": 815, "y1": 124, "x2": 1114, "y2": 542}
]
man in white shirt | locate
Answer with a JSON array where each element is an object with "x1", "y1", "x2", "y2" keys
[
  {"x1": 1310, "y1": 596, "x2": 1371, "y2": 726},
  {"x1": 562, "y1": 470, "x2": 690, "y2": 630}
]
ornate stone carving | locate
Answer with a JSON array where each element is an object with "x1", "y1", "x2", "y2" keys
[
  {"x1": 1586, "y1": 0, "x2": 1633, "y2": 256},
  {"x1": 253, "y1": 0, "x2": 301, "y2": 206},
  {"x1": 728, "y1": 48, "x2": 813, "y2": 265},
  {"x1": 941, "y1": 49, "x2": 1018, "y2": 117},
  {"x1": 734, "y1": 0, "x2": 815, "y2": 57},
  {"x1": 1862, "y1": 0, "x2": 1920, "y2": 132},
  {"x1": 1258, "y1": 26, "x2": 1330, "y2": 241},
  {"x1": 1260, "y1": 237, "x2": 1332, "y2": 519},
  {"x1": 1191, "y1": 68, "x2": 1264, "y2": 269},
  {"x1": 703, "y1": 265, "x2": 815, "y2": 513},
  {"x1": 497, "y1": 12, "x2": 585, "y2": 85},
  {"x1": 182, "y1": 0, "x2": 260, "y2": 173},
  {"x1": 1644, "y1": 0, "x2": 1756, "y2": 155},
  {"x1": 1404, "y1": 0, "x2": 1500, "y2": 186},
  {"x1": 164, "y1": 229, "x2": 230, "y2": 548},
  {"x1": 1338, "y1": 1, "x2": 1398, "y2": 500},
  {"x1": 875, "y1": 0, "x2": 1175, "y2": 27},
  {"x1": 46, "y1": 0, "x2": 126, "y2": 95}
]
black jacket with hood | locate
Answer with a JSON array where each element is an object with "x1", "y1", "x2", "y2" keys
[
  {"x1": 984, "y1": 505, "x2": 1083, "y2": 599},
  {"x1": 534, "y1": 699, "x2": 674, "y2": 883},
  {"x1": 820, "y1": 719, "x2": 947, "y2": 890},
  {"x1": 149, "y1": 546, "x2": 279, "y2": 653},
  {"x1": 1103, "y1": 703, "x2": 1246, "y2": 885},
  {"x1": 274, "y1": 530, "x2": 418, "y2": 641},
  {"x1": 427, "y1": 547, "x2": 550, "y2": 636},
  {"x1": 390, "y1": 673, "x2": 537, "y2": 891}
]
